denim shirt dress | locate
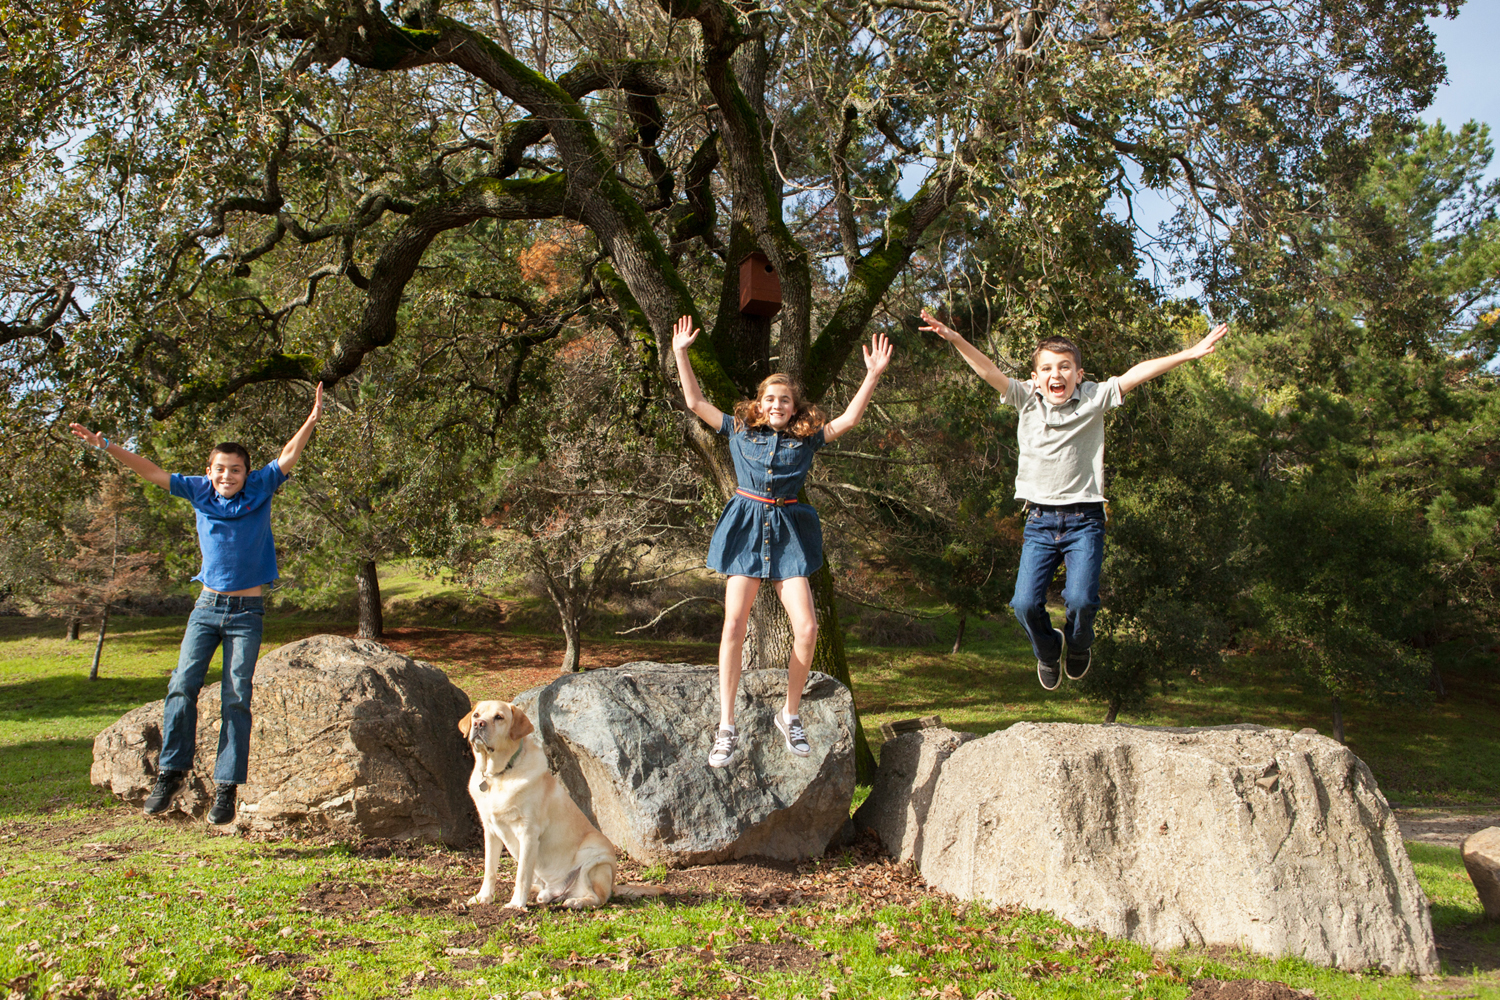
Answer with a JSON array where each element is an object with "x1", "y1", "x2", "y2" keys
[{"x1": 706, "y1": 413, "x2": 827, "y2": 580}]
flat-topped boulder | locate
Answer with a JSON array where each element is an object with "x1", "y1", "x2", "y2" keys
[
  {"x1": 512, "y1": 663, "x2": 855, "y2": 865},
  {"x1": 915, "y1": 722, "x2": 1436, "y2": 974},
  {"x1": 92, "y1": 635, "x2": 475, "y2": 844}
]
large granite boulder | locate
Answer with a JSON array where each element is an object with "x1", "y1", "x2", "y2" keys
[
  {"x1": 917, "y1": 722, "x2": 1436, "y2": 974},
  {"x1": 92, "y1": 635, "x2": 475, "y2": 844},
  {"x1": 853, "y1": 727, "x2": 976, "y2": 861},
  {"x1": 512, "y1": 663, "x2": 854, "y2": 865},
  {"x1": 1462, "y1": 826, "x2": 1500, "y2": 919}
]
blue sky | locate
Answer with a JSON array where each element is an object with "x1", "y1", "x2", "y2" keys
[{"x1": 1422, "y1": 2, "x2": 1499, "y2": 175}]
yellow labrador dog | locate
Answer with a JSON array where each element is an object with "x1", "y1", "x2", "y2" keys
[{"x1": 459, "y1": 700, "x2": 663, "y2": 909}]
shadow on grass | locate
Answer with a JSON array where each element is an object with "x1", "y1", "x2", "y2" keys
[
  {"x1": 1432, "y1": 910, "x2": 1500, "y2": 976},
  {"x1": 0, "y1": 674, "x2": 167, "y2": 724},
  {"x1": 0, "y1": 738, "x2": 117, "y2": 817}
]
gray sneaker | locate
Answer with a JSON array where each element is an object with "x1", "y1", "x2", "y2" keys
[
  {"x1": 708, "y1": 728, "x2": 738, "y2": 768},
  {"x1": 1036, "y1": 628, "x2": 1064, "y2": 691},
  {"x1": 775, "y1": 711, "x2": 811, "y2": 757}
]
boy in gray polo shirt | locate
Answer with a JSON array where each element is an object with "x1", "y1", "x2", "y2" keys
[{"x1": 920, "y1": 312, "x2": 1227, "y2": 690}]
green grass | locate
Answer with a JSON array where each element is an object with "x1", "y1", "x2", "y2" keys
[
  {"x1": 0, "y1": 821, "x2": 1491, "y2": 1000},
  {"x1": 3, "y1": 604, "x2": 1498, "y2": 999}
]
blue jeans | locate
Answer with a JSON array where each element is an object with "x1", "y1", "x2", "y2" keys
[
  {"x1": 159, "y1": 591, "x2": 265, "y2": 784},
  {"x1": 1010, "y1": 504, "x2": 1106, "y2": 664}
]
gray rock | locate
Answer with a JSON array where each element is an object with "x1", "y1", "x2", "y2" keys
[
  {"x1": 854, "y1": 727, "x2": 977, "y2": 861},
  {"x1": 1461, "y1": 826, "x2": 1500, "y2": 919},
  {"x1": 512, "y1": 663, "x2": 854, "y2": 865},
  {"x1": 92, "y1": 635, "x2": 475, "y2": 844},
  {"x1": 918, "y1": 722, "x2": 1436, "y2": 974}
]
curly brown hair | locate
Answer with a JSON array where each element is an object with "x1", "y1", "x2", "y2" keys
[{"x1": 732, "y1": 374, "x2": 827, "y2": 438}]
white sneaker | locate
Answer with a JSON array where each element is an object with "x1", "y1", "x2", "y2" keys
[
  {"x1": 775, "y1": 710, "x2": 811, "y2": 757},
  {"x1": 708, "y1": 728, "x2": 738, "y2": 768}
]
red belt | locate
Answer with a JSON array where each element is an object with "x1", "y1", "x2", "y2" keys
[{"x1": 735, "y1": 488, "x2": 797, "y2": 506}]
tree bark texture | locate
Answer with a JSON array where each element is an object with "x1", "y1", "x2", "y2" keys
[
  {"x1": 356, "y1": 560, "x2": 384, "y2": 639},
  {"x1": 66, "y1": 618, "x2": 80, "y2": 641}
]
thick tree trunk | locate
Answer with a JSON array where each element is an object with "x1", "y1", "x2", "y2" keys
[
  {"x1": 66, "y1": 617, "x2": 80, "y2": 641},
  {"x1": 356, "y1": 560, "x2": 384, "y2": 639},
  {"x1": 745, "y1": 584, "x2": 794, "y2": 671},
  {"x1": 89, "y1": 609, "x2": 108, "y2": 681},
  {"x1": 1331, "y1": 695, "x2": 1345, "y2": 744},
  {"x1": 1104, "y1": 697, "x2": 1121, "y2": 724},
  {"x1": 951, "y1": 613, "x2": 967, "y2": 655}
]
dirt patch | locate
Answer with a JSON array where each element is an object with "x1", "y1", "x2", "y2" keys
[
  {"x1": 1187, "y1": 980, "x2": 1314, "y2": 1000},
  {"x1": 373, "y1": 627, "x2": 712, "y2": 701},
  {"x1": 1395, "y1": 809, "x2": 1500, "y2": 848},
  {"x1": 718, "y1": 941, "x2": 823, "y2": 972},
  {"x1": 297, "y1": 880, "x2": 391, "y2": 916}
]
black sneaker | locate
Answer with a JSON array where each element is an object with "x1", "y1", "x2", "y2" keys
[
  {"x1": 207, "y1": 784, "x2": 237, "y2": 825},
  {"x1": 1065, "y1": 643, "x2": 1092, "y2": 681},
  {"x1": 1036, "y1": 628, "x2": 1064, "y2": 691},
  {"x1": 143, "y1": 770, "x2": 185, "y2": 816}
]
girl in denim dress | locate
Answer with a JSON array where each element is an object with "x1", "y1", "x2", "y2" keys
[{"x1": 672, "y1": 315, "x2": 893, "y2": 767}]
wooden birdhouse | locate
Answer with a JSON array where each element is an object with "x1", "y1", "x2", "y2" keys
[{"x1": 739, "y1": 252, "x2": 782, "y2": 317}]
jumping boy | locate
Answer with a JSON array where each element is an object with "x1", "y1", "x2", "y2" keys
[
  {"x1": 69, "y1": 385, "x2": 323, "y2": 823},
  {"x1": 918, "y1": 312, "x2": 1227, "y2": 690}
]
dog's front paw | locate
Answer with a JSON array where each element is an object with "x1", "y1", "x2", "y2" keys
[
  {"x1": 466, "y1": 891, "x2": 495, "y2": 906},
  {"x1": 504, "y1": 895, "x2": 529, "y2": 910}
]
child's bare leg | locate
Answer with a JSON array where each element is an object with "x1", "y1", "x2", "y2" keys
[
  {"x1": 719, "y1": 576, "x2": 761, "y2": 728},
  {"x1": 772, "y1": 576, "x2": 818, "y2": 716}
]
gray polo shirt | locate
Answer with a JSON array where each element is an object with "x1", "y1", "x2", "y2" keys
[{"x1": 1000, "y1": 376, "x2": 1124, "y2": 504}]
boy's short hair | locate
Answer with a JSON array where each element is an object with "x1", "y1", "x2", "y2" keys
[
  {"x1": 208, "y1": 442, "x2": 251, "y2": 469},
  {"x1": 1031, "y1": 336, "x2": 1082, "y2": 371}
]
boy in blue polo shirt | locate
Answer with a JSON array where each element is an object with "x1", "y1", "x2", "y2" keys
[
  {"x1": 70, "y1": 385, "x2": 323, "y2": 823},
  {"x1": 919, "y1": 313, "x2": 1227, "y2": 690}
]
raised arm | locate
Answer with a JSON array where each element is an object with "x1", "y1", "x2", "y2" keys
[
  {"x1": 670, "y1": 316, "x2": 728, "y2": 429},
  {"x1": 277, "y1": 382, "x2": 324, "y2": 474},
  {"x1": 919, "y1": 310, "x2": 1012, "y2": 395},
  {"x1": 1117, "y1": 324, "x2": 1229, "y2": 394},
  {"x1": 823, "y1": 333, "x2": 894, "y2": 443},
  {"x1": 67, "y1": 425, "x2": 171, "y2": 489}
]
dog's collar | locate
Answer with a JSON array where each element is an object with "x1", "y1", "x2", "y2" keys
[{"x1": 482, "y1": 741, "x2": 525, "y2": 779}]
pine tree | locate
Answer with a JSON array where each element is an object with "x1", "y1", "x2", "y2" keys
[{"x1": 47, "y1": 475, "x2": 160, "y2": 680}]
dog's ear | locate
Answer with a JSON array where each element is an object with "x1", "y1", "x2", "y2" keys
[
  {"x1": 507, "y1": 704, "x2": 534, "y2": 741},
  {"x1": 458, "y1": 710, "x2": 474, "y2": 737}
]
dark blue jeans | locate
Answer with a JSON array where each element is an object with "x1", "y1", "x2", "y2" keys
[
  {"x1": 159, "y1": 591, "x2": 265, "y2": 784},
  {"x1": 1010, "y1": 504, "x2": 1106, "y2": 664}
]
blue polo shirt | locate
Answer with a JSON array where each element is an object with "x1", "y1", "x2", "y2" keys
[{"x1": 168, "y1": 460, "x2": 288, "y2": 591}]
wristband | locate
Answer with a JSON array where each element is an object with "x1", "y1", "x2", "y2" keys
[{"x1": 98, "y1": 437, "x2": 111, "y2": 451}]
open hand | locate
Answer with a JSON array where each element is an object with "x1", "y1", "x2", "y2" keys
[
  {"x1": 308, "y1": 382, "x2": 324, "y2": 422},
  {"x1": 918, "y1": 309, "x2": 961, "y2": 343},
  {"x1": 863, "y1": 332, "x2": 894, "y2": 376},
  {"x1": 68, "y1": 423, "x2": 104, "y2": 448},
  {"x1": 671, "y1": 315, "x2": 700, "y2": 352},
  {"x1": 1191, "y1": 323, "x2": 1229, "y2": 358}
]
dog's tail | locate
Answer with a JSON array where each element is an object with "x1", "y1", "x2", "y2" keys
[{"x1": 613, "y1": 884, "x2": 669, "y2": 899}]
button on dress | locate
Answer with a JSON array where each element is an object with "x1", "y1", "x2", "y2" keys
[{"x1": 705, "y1": 413, "x2": 827, "y2": 580}]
